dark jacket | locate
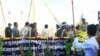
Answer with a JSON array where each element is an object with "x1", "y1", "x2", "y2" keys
[
  {"x1": 5, "y1": 27, "x2": 12, "y2": 37},
  {"x1": 56, "y1": 28, "x2": 67, "y2": 37},
  {"x1": 31, "y1": 28, "x2": 38, "y2": 37}
]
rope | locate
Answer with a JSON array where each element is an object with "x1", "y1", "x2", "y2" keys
[
  {"x1": 32, "y1": 0, "x2": 35, "y2": 22},
  {"x1": 43, "y1": 0, "x2": 60, "y2": 24},
  {"x1": 0, "y1": 0, "x2": 6, "y2": 26},
  {"x1": 27, "y1": 0, "x2": 33, "y2": 22}
]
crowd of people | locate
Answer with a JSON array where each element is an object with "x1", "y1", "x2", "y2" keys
[
  {"x1": 4, "y1": 18, "x2": 100, "y2": 56},
  {"x1": 5, "y1": 21, "x2": 74, "y2": 38},
  {"x1": 5, "y1": 22, "x2": 38, "y2": 38}
]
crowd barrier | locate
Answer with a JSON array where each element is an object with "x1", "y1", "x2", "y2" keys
[{"x1": 1, "y1": 37, "x2": 69, "y2": 56}]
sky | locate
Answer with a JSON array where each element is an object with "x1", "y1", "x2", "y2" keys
[{"x1": 0, "y1": 0, "x2": 100, "y2": 29}]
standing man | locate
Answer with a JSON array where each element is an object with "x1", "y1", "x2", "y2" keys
[
  {"x1": 56, "y1": 22, "x2": 67, "y2": 38},
  {"x1": 42, "y1": 24, "x2": 50, "y2": 37},
  {"x1": 12, "y1": 22, "x2": 20, "y2": 37},
  {"x1": 20, "y1": 22, "x2": 30, "y2": 38},
  {"x1": 80, "y1": 19, "x2": 88, "y2": 31},
  {"x1": 73, "y1": 24, "x2": 99, "y2": 56},
  {"x1": 5, "y1": 23, "x2": 12, "y2": 37},
  {"x1": 29, "y1": 23, "x2": 38, "y2": 37}
]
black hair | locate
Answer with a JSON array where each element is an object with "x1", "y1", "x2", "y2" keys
[
  {"x1": 8, "y1": 23, "x2": 12, "y2": 25},
  {"x1": 31, "y1": 23, "x2": 35, "y2": 28},
  {"x1": 82, "y1": 18, "x2": 85, "y2": 20},
  {"x1": 25, "y1": 22, "x2": 29, "y2": 26},
  {"x1": 45, "y1": 24, "x2": 48, "y2": 28},
  {"x1": 87, "y1": 24, "x2": 97, "y2": 36},
  {"x1": 62, "y1": 22, "x2": 66, "y2": 24},
  {"x1": 14, "y1": 22, "x2": 17, "y2": 26}
]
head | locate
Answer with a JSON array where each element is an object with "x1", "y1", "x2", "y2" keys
[
  {"x1": 8, "y1": 23, "x2": 12, "y2": 27},
  {"x1": 14, "y1": 22, "x2": 18, "y2": 27},
  {"x1": 33, "y1": 22, "x2": 37, "y2": 26},
  {"x1": 45, "y1": 24, "x2": 48, "y2": 29},
  {"x1": 87, "y1": 24, "x2": 97, "y2": 37},
  {"x1": 82, "y1": 18, "x2": 85, "y2": 23},
  {"x1": 61, "y1": 22, "x2": 67, "y2": 29},
  {"x1": 25, "y1": 22, "x2": 29, "y2": 27},
  {"x1": 32, "y1": 22, "x2": 37, "y2": 28}
]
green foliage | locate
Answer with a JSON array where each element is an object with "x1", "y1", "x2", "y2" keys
[
  {"x1": 44, "y1": 48, "x2": 53, "y2": 56},
  {"x1": 26, "y1": 44, "x2": 33, "y2": 56},
  {"x1": 0, "y1": 40, "x2": 3, "y2": 56},
  {"x1": 66, "y1": 37, "x2": 74, "y2": 56}
]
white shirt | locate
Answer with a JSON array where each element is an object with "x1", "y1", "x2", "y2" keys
[
  {"x1": 73, "y1": 37, "x2": 99, "y2": 56},
  {"x1": 20, "y1": 26, "x2": 29, "y2": 38},
  {"x1": 42, "y1": 28, "x2": 50, "y2": 37}
]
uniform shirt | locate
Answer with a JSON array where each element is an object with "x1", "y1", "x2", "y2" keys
[
  {"x1": 30, "y1": 28, "x2": 38, "y2": 37},
  {"x1": 5, "y1": 27, "x2": 12, "y2": 37},
  {"x1": 56, "y1": 28, "x2": 67, "y2": 37},
  {"x1": 80, "y1": 22, "x2": 88, "y2": 31},
  {"x1": 12, "y1": 27, "x2": 20, "y2": 37},
  {"x1": 74, "y1": 37, "x2": 99, "y2": 56}
]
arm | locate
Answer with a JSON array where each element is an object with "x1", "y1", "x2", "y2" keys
[
  {"x1": 74, "y1": 37, "x2": 91, "y2": 49},
  {"x1": 5, "y1": 28, "x2": 7, "y2": 36}
]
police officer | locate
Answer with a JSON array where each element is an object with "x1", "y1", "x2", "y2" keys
[{"x1": 5, "y1": 23, "x2": 12, "y2": 37}]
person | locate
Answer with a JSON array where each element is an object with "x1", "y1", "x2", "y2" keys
[
  {"x1": 30, "y1": 22, "x2": 38, "y2": 37},
  {"x1": 73, "y1": 24, "x2": 99, "y2": 56},
  {"x1": 5, "y1": 23, "x2": 12, "y2": 37},
  {"x1": 56, "y1": 22, "x2": 67, "y2": 37},
  {"x1": 56, "y1": 24, "x2": 60, "y2": 30},
  {"x1": 12, "y1": 22, "x2": 20, "y2": 37},
  {"x1": 66, "y1": 27, "x2": 73, "y2": 38},
  {"x1": 42, "y1": 24, "x2": 50, "y2": 37},
  {"x1": 80, "y1": 18, "x2": 88, "y2": 31},
  {"x1": 20, "y1": 22, "x2": 30, "y2": 38},
  {"x1": 55, "y1": 24, "x2": 60, "y2": 36}
]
